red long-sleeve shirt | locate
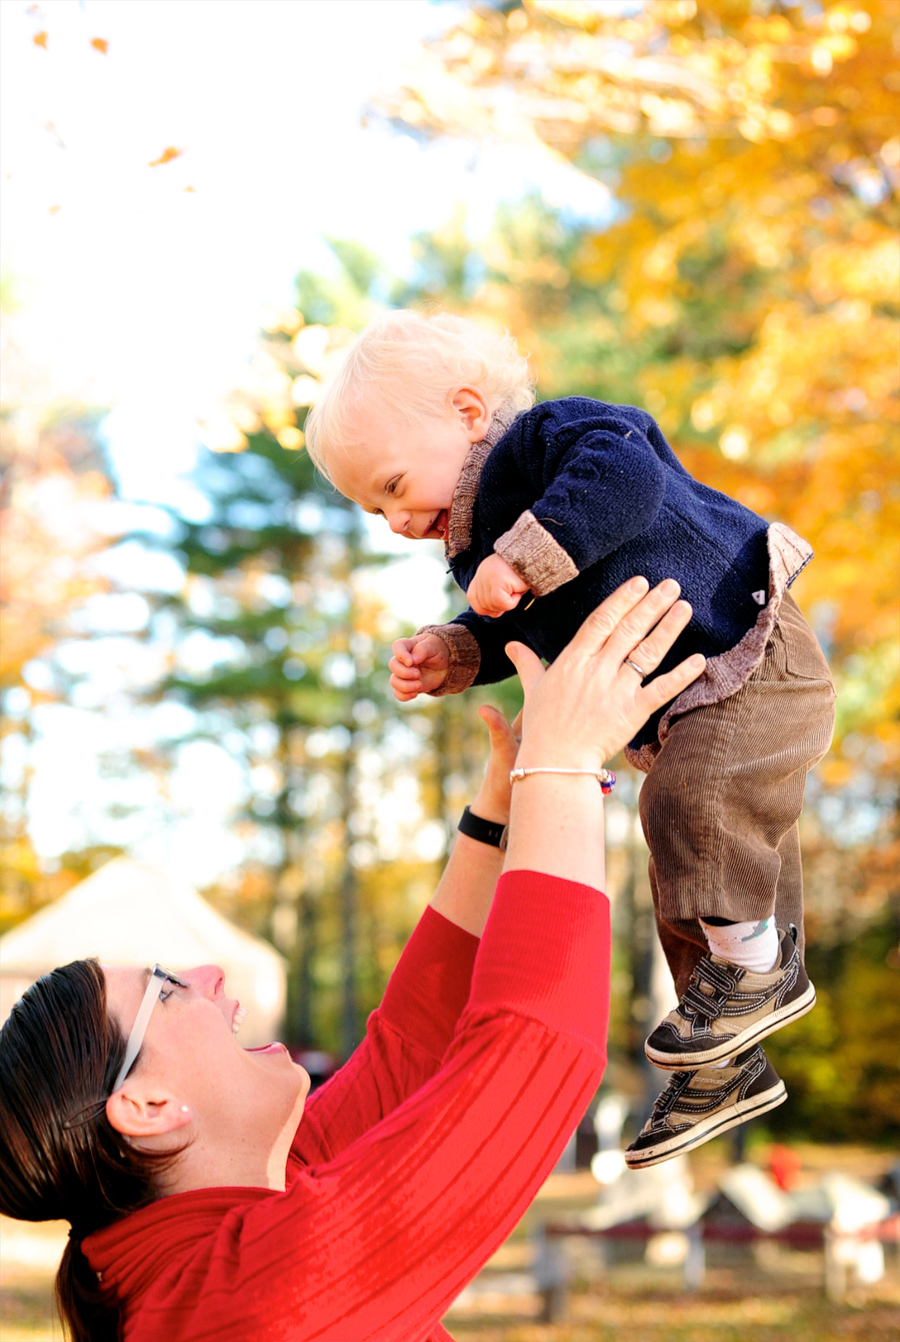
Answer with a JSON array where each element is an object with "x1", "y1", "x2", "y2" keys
[{"x1": 83, "y1": 870, "x2": 610, "y2": 1341}]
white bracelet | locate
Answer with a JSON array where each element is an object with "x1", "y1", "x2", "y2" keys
[{"x1": 509, "y1": 766, "x2": 616, "y2": 795}]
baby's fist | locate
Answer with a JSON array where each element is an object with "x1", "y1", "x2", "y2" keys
[
  {"x1": 389, "y1": 633, "x2": 450, "y2": 701},
  {"x1": 468, "y1": 554, "x2": 530, "y2": 619}
]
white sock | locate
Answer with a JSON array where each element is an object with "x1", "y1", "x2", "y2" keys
[{"x1": 700, "y1": 917, "x2": 779, "y2": 974}]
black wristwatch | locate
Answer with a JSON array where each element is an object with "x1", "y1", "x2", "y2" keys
[{"x1": 458, "y1": 805, "x2": 509, "y2": 850}]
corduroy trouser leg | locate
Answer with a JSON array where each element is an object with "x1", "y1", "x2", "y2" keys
[{"x1": 639, "y1": 592, "x2": 835, "y2": 998}]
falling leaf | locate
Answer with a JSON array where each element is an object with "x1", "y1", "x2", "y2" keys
[
  {"x1": 148, "y1": 146, "x2": 183, "y2": 168},
  {"x1": 90, "y1": 37, "x2": 109, "y2": 54},
  {"x1": 33, "y1": 30, "x2": 48, "y2": 49},
  {"x1": 184, "y1": 185, "x2": 196, "y2": 193},
  {"x1": 48, "y1": 205, "x2": 61, "y2": 214},
  {"x1": 43, "y1": 122, "x2": 66, "y2": 149}
]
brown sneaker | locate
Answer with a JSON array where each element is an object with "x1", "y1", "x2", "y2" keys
[
  {"x1": 645, "y1": 925, "x2": 815, "y2": 1070},
  {"x1": 624, "y1": 1046, "x2": 787, "y2": 1170}
]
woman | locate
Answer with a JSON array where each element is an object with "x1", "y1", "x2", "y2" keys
[{"x1": 0, "y1": 578, "x2": 703, "y2": 1342}]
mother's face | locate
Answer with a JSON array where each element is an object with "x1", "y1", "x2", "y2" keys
[{"x1": 102, "y1": 964, "x2": 309, "y2": 1163}]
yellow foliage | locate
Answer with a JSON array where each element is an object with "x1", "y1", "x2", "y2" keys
[
  {"x1": 382, "y1": 0, "x2": 899, "y2": 777},
  {"x1": 148, "y1": 146, "x2": 184, "y2": 168},
  {"x1": 0, "y1": 440, "x2": 114, "y2": 686}
]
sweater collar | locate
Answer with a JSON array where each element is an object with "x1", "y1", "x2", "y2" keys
[
  {"x1": 82, "y1": 1185, "x2": 273, "y2": 1308},
  {"x1": 445, "y1": 401, "x2": 519, "y2": 559}
]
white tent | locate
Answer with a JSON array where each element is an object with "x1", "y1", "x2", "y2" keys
[{"x1": 0, "y1": 858, "x2": 286, "y2": 1047}]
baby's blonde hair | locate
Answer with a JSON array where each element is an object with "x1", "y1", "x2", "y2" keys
[{"x1": 305, "y1": 310, "x2": 535, "y2": 478}]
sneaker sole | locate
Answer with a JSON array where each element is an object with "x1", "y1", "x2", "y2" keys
[
  {"x1": 624, "y1": 1079, "x2": 788, "y2": 1170},
  {"x1": 645, "y1": 983, "x2": 816, "y2": 1070}
]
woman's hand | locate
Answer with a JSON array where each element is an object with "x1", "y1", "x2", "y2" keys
[
  {"x1": 501, "y1": 578, "x2": 704, "y2": 889},
  {"x1": 508, "y1": 577, "x2": 704, "y2": 770},
  {"x1": 468, "y1": 706, "x2": 521, "y2": 825}
]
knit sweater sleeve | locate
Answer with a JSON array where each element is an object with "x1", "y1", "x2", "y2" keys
[
  {"x1": 118, "y1": 872, "x2": 610, "y2": 1342},
  {"x1": 494, "y1": 405, "x2": 667, "y2": 596},
  {"x1": 416, "y1": 608, "x2": 525, "y2": 695}
]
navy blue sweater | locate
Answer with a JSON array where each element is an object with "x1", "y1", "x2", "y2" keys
[{"x1": 443, "y1": 398, "x2": 779, "y2": 749}]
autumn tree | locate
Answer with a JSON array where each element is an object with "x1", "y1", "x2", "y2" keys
[
  {"x1": 0, "y1": 297, "x2": 126, "y2": 928},
  {"x1": 380, "y1": 0, "x2": 898, "y2": 774},
  {"x1": 373, "y1": 0, "x2": 900, "y2": 1133},
  {"x1": 132, "y1": 267, "x2": 464, "y2": 1057}
]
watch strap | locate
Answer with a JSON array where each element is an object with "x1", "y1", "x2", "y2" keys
[{"x1": 457, "y1": 805, "x2": 508, "y2": 850}]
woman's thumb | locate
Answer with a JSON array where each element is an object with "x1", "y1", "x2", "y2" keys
[
  {"x1": 478, "y1": 704, "x2": 512, "y2": 743},
  {"x1": 505, "y1": 641, "x2": 543, "y2": 693}
]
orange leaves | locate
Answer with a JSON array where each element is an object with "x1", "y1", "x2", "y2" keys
[
  {"x1": 30, "y1": 29, "x2": 109, "y2": 55},
  {"x1": 148, "y1": 146, "x2": 184, "y2": 168}
]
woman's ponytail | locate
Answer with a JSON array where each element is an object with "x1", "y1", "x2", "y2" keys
[
  {"x1": 56, "y1": 1236, "x2": 119, "y2": 1342},
  {"x1": 0, "y1": 960, "x2": 180, "y2": 1340}
]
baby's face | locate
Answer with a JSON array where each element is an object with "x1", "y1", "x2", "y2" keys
[{"x1": 330, "y1": 392, "x2": 490, "y2": 542}]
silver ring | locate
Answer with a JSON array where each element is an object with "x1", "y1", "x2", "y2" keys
[{"x1": 624, "y1": 657, "x2": 645, "y2": 678}]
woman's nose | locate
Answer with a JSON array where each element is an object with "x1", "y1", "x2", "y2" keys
[{"x1": 183, "y1": 965, "x2": 225, "y2": 998}]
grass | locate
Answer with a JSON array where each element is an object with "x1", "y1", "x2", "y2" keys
[{"x1": 448, "y1": 1285, "x2": 900, "y2": 1342}]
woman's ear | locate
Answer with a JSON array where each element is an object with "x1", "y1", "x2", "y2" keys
[
  {"x1": 106, "y1": 1085, "x2": 192, "y2": 1140},
  {"x1": 451, "y1": 386, "x2": 491, "y2": 439}
]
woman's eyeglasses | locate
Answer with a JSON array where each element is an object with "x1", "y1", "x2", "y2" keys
[
  {"x1": 111, "y1": 965, "x2": 188, "y2": 1093},
  {"x1": 62, "y1": 964, "x2": 188, "y2": 1131}
]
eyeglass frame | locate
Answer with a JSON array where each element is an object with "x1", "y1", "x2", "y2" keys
[
  {"x1": 111, "y1": 964, "x2": 189, "y2": 1093},
  {"x1": 62, "y1": 963, "x2": 189, "y2": 1131}
]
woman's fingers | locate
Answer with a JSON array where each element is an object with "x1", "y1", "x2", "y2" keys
[
  {"x1": 565, "y1": 576, "x2": 651, "y2": 657},
  {"x1": 478, "y1": 704, "x2": 510, "y2": 739},
  {"x1": 598, "y1": 578, "x2": 683, "y2": 666},
  {"x1": 478, "y1": 705, "x2": 518, "y2": 761},
  {"x1": 622, "y1": 597, "x2": 694, "y2": 679},
  {"x1": 639, "y1": 653, "x2": 706, "y2": 712}
]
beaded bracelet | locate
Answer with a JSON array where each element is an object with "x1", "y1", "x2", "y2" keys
[{"x1": 509, "y1": 766, "x2": 616, "y2": 795}]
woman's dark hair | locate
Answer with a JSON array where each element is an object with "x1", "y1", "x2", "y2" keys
[{"x1": 0, "y1": 959, "x2": 180, "y2": 1341}]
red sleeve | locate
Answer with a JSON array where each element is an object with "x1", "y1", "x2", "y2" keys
[
  {"x1": 295, "y1": 905, "x2": 479, "y2": 1163},
  {"x1": 124, "y1": 873, "x2": 610, "y2": 1342}
]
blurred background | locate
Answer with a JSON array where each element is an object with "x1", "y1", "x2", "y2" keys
[{"x1": 1, "y1": 1, "x2": 898, "y2": 1337}]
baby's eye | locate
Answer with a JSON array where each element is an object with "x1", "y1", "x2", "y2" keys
[{"x1": 386, "y1": 477, "x2": 400, "y2": 495}]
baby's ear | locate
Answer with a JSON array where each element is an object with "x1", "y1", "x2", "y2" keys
[{"x1": 452, "y1": 387, "x2": 491, "y2": 437}]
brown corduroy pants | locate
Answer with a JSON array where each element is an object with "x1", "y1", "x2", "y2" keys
[{"x1": 638, "y1": 592, "x2": 835, "y2": 998}]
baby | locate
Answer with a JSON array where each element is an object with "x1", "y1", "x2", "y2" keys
[{"x1": 305, "y1": 310, "x2": 835, "y2": 1168}]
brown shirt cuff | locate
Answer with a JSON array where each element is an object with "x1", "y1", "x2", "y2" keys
[
  {"x1": 494, "y1": 510, "x2": 579, "y2": 597},
  {"x1": 416, "y1": 623, "x2": 481, "y2": 696}
]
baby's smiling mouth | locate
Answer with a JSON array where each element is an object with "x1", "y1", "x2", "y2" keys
[{"x1": 433, "y1": 510, "x2": 449, "y2": 537}]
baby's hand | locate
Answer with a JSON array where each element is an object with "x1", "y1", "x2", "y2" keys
[
  {"x1": 389, "y1": 634, "x2": 451, "y2": 701},
  {"x1": 468, "y1": 554, "x2": 530, "y2": 619}
]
